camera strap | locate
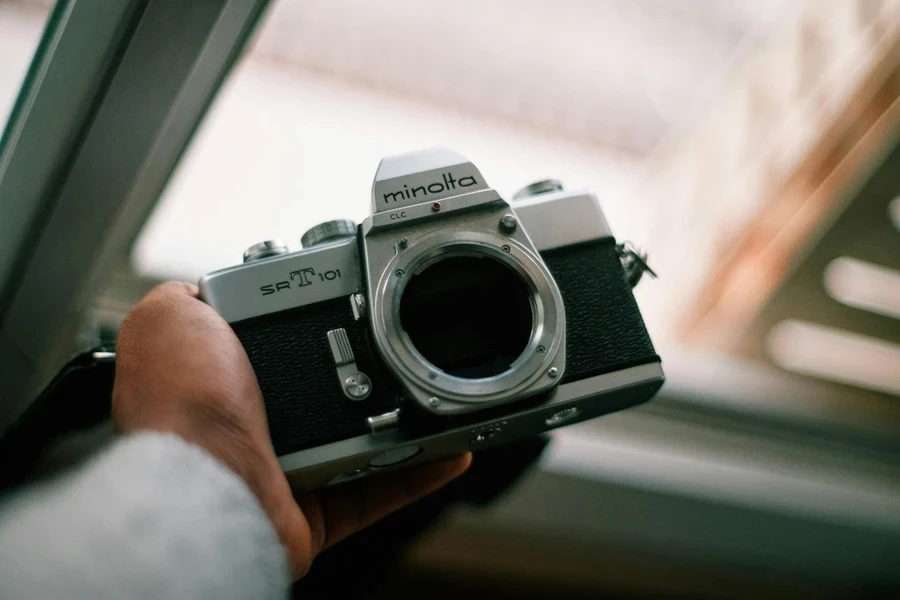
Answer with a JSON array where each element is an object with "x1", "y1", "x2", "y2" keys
[{"x1": 0, "y1": 348, "x2": 115, "y2": 491}]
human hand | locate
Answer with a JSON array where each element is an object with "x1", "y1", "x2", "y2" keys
[{"x1": 112, "y1": 282, "x2": 471, "y2": 578}]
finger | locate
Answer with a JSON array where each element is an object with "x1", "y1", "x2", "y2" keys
[
  {"x1": 147, "y1": 281, "x2": 200, "y2": 299},
  {"x1": 119, "y1": 282, "x2": 200, "y2": 343},
  {"x1": 318, "y1": 453, "x2": 472, "y2": 550}
]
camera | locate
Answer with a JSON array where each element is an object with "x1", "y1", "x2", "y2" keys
[{"x1": 199, "y1": 148, "x2": 663, "y2": 488}]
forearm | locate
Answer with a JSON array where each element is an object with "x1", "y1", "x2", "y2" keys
[{"x1": 0, "y1": 432, "x2": 290, "y2": 599}]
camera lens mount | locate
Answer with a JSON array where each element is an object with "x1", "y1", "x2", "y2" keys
[{"x1": 370, "y1": 230, "x2": 565, "y2": 413}]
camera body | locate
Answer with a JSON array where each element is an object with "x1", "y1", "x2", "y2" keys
[{"x1": 199, "y1": 148, "x2": 663, "y2": 489}]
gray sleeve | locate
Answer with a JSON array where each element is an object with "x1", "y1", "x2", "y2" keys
[{"x1": 0, "y1": 432, "x2": 291, "y2": 600}]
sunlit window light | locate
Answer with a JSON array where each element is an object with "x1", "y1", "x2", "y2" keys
[
  {"x1": 767, "y1": 320, "x2": 900, "y2": 397},
  {"x1": 823, "y1": 257, "x2": 900, "y2": 320}
]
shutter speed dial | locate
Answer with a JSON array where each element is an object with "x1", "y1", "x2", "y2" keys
[
  {"x1": 301, "y1": 220, "x2": 357, "y2": 248},
  {"x1": 243, "y1": 240, "x2": 289, "y2": 263}
]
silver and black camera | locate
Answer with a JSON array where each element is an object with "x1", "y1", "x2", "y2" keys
[{"x1": 199, "y1": 148, "x2": 663, "y2": 489}]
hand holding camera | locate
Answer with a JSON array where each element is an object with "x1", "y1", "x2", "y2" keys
[
  {"x1": 199, "y1": 148, "x2": 663, "y2": 488},
  {"x1": 111, "y1": 281, "x2": 472, "y2": 578}
]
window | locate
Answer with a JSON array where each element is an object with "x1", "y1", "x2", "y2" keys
[{"x1": 0, "y1": 1, "x2": 54, "y2": 135}]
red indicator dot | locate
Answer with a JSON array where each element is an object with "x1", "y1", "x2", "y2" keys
[{"x1": 431, "y1": 202, "x2": 441, "y2": 212}]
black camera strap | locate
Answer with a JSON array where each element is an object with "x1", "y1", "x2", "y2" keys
[{"x1": 0, "y1": 348, "x2": 115, "y2": 492}]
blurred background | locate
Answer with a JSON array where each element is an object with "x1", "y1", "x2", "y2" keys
[{"x1": 1, "y1": 0, "x2": 899, "y2": 597}]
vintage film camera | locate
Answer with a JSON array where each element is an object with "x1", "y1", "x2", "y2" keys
[{"x1": 199, "y1": 148, "x2": 663, "y2": 488}]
